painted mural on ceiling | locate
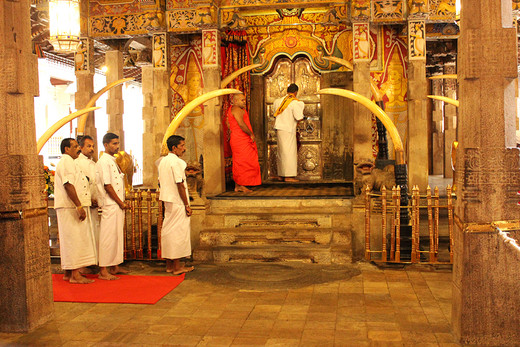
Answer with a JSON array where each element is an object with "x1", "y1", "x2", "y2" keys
[{"x1": 169, "y1": 37, "x2": 204, "y2": 163}]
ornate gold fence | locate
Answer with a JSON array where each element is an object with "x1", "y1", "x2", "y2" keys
[
  {"x1": 365, "y1": 185, "x2": 454, "y2": 264},
  {"x1": 123, "y1": 189, "x2": 164, "y2": 260}
]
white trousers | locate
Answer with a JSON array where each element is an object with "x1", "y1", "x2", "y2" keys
[
  {"x1": 56, "y1": 208, "x2": 97, "y2": 270},
  {"x1": 161, "y1": 202, "x2": 191, "y2": 260},
  {"x1": 276, "y1": 129, "x2": 298, "y2": 177},
  {"x1": 98, "y1": 204, "x2": 124, "y2": 267}
]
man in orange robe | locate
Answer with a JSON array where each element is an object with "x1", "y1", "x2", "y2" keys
[{"x1": 226, "y1": 93, "x2": 261, "y2": 192}]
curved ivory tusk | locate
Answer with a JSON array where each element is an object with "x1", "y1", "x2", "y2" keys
[
  {"x1": 77, "y1": 77, "x2": 135, "y2": 134},
  {"x1": 323, "y1": 56, "x2": 353, "y2": 70},
  {"x1": 427, "y1": 95, "x2": 459, "y2": 107},
  {"x1": 318, "y1": 88, "x2": 404, "y2": 154},
  {"x1": 428, "y1": 74, "x2": 457, "y2": 80},
  {"x1": 161, "y1": 88, "x2": 242, "y2": 155},
  {"x1": 220, "y1": 64, "x2": 262, "y2": 89},
  {"x1": 37, "y1": 107, "x2": 101, "y2": 153}
]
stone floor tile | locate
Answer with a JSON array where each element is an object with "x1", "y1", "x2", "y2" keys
[
  {"x1": 223, "y1": 303, "x2": 256, "y2": 312},
  {"x1": 366, "y1": 322, "x2": 399, "y2": 331},
  {"x1": 143, "y1": 324, "x2": 179, "y2": 335},
  {"x1": 165, "y1": 334, "x2": 203, "y2": 346},
  {"x1": 304, "y1": 319, "x2": 336, "y2": 330},
  {"x1": 308, "y1": 304, "x2": 337, "y2": 313},
  {"x1": 367, "y1": 330, "x2": 402, "y2": 341},
  {"x1": 268, "y1": 327, "x2": 304, "y2": 339},
  {"x1": 301, "y1": 328, "x2": 335, "y2": 342},
  {"x1": 400, "y1": 331, "x2": 437, "y2": 343},
  {"x1": 196, "y1": 335, "x2": 235, "y2": 346},
  {"x1": 306, "y1": 312, "x2": 337, "y2": 322},
  {"x1": 219, "y1": 310, "x2": 251, "y2": 320},
  {"x1": 231, "y1": 336, "x2": 269, "y2": 346},
  {"x1": 132, "y1": 333, "x2": 175, "y2": 344},
  {"x1": 264, "y1": 337, "x2": 300, "y2": 346},
  {"x1": 336, "y1": 313, "x2": 367, "y2": 322},
  {"x1": 435, "y1": 332, "x2": 458, "y2": 343},
  {"x1": 279, "y1": 304, "x2": 309, "y2": 313}
]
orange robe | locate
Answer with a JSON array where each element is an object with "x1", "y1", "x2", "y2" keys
[{"x1": 226, "y1": 107, "x2": 261, "y2": 187}]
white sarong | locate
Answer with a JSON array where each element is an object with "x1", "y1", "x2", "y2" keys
[
  {"x1": 56, "y1": 208, "x2": 97, "y2": 270},
  {"x1": 90, "y1": 207, "x2": 100, "y2": 255},
  {"x1": 276, "y1": 129, "x2": 298, "y2": 177},
  {"x1": 161, "y1": 202, "x2": 191, "y2": 260},
  {"x1": 98, "y1": 204, "x2": 124, "y2": 267}
]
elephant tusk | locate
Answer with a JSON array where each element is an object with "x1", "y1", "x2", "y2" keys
[
  {"x1": 318, "y1": 88, "x2": 404, "y2": 157},
  {"x1": 37, "y1": 107, "x2": 101, "y2": 154},
  {"x1": 427, "y1": 95, "x2": 459, "y2": 107},
  {"x1": 161, "y1": 88, "x2": 242, "y2": 155},
  {"x1": 322, "y1": 56, "x2": 353, "y2": 71},
  {"x1": 77, "y1": 77, "x2": 135, "y2": 135},
  {"x1": 221, "y1": 64, "x2": 262, "y2": 89},
  {"x1": 428, "y1": 74, "x2": 457, "y2": 80}
]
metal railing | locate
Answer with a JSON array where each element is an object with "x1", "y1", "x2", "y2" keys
[
  {"x1": 365, "y1": 185, "x2": 454, "y2": 264},
  {"x1": 123, "y1": 189, "x2": 164, "y2": 260}
]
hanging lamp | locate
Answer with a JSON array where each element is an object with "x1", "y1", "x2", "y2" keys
[{"x1": 48, "y1": 0, "x2": 81, "y2": 53}]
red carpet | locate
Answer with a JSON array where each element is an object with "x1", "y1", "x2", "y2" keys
[{"x1": 52, "y1": 274, "x2": 185, "y2": 304}]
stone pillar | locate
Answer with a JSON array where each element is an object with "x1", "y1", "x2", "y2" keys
[
  {"x1": 443, "y1": 62, "x2": 457, "y2": 178},
  {"x1": 407, "y1": 20, "x2": 428, "y2": 189},
  {"x1": 142, "y1": 33, "x2": 170, "y2": 188},
  {"x1": 352, "y1": 22, "x2": 374, "y2": 192},
  {"x1": 75, "y1": 38, "x2": 98, "y2": 159},
  {"x1": 0, "y1": 0, "x2": 54, "y2": 332},
  {"x1": 201, "y1": 30, "x2": 225, "y2": 196},
  {"x1": 105, "y1": 50, "x2": 125, "y2": 149},
  {"x1": 431, "y1": 77, "x2": 444, "y2": 175},
  {"x1": 453, "y1": 0, "x2": 520, "y2": 343}
]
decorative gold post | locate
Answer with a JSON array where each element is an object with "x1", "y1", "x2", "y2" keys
[
  {"x1": 427, "y1": 185, "x2": 435, "y2": 262},
  {"x1": 157, "y1": 190, "x2": 163, "y2": 259},
  {"x1": 381, "y1": 186, "x2": 388, "y2": 261},
  {"x1": 365, "y1": 185, "x2": 371, "y2": 260},
  {"x1": 131, "y1": 190, "x2": 137, "y2": 258},
  {"x1": 411, "y1": 185, "x2": 419, "y2": 263},
  {"x1": 123, "y1": 207, "x2": 128, "y2": 258},
  {"x1": 447, "y1": 184, "x2": 454, "y2": 263},
  {"x1": 434, "y1": 186, "x2": 440, "y2": 259},
  {"x1": 146, "y1": 190, "x2": 152, "y2": 260},
  {"x1": 390, "y1": 186, "x2": 397, "y2": 261},
  {"x1": 395, "y1": 186, "x2": 401, "y2": 262},
  {"x1": 137, "y1": 189, "x2": 143, "y2": 258}
]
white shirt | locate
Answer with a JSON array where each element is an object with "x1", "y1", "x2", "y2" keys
[
  {"x1": 54, "y1": 154, "x2": 91, "y2": 209},
  {"x1": 96, "y1": 153, "x2": 125, "y2": 207},
  {"x1": 158, "y1": 153, "x2": 189, "y2": 206},
  {"x1": 273, "y1": 97, "x2": 305, "y2": 133},
  {"x1": 76, "y1": 153, "x2": 98, "y2": 203}
]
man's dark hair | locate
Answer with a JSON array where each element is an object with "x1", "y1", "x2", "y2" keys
[
  {"x1": 102, "y1": 132, "x2": 119, "y2": 145},
  {"x1": 287, "y1": 83, "x2": 299, "y2": 94},
  {"x1": 167, "y1": 135, "x2": 185, "y2": 151},
  {"x1": 60, "y1": 138, "x2": 76, "y2": 154},
  {"x1": 77, "y1": 135, "x2": 94, "y2": 148}
]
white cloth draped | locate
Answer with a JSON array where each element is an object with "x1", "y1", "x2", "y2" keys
[
  {"x1": 161, "y1": 202, "x2": 191, "y2": 260},
  {"x1": 98, "y1": 204, "x2": 124, "y2": 267},
  {"x1": 56, "y1": 208, "x2": 97, "y2": 269},
  {"x1": 276, "y1": 129, "x2": 298, "y2": 177}
]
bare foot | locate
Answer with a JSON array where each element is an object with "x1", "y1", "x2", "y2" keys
[
  {"x1": 166, "y1": 261, "x2": 185, "y2": 273},
  {"x1": 271, "y1": 176, "x2": 283, "y2": 181},
  {"x1": 98, "y1": 273, "x2": 120, "y2": 280},
  {"x1": 235, "y1": 185, "x2": 252, "y2": 193},
  {"x1": 63, "y1": 270, "x2": 72, "y2": 281},
  {"x1": 69, "y1": 276, "x2": 94, "y2": 284},
  {"x1": 284, "y1": 177, "x2": 299, "y2": 182},
  {"x1": 79, "y1": 267, "x2": 93, "y2": 275},
  {"x1": 173, "y1": 266, "x2": 194, "y2": 275},
  {"x1": 110, "y1": 265, "x2": 130, "y2": 275}
]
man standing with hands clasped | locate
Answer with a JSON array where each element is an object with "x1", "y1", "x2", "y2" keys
[
  {"x1": 55, "y1": 138, "x2": 97, "y2": 284},
  {"x1": 158, "y1": 135, "x2": 194, "y2": 275},
  {"x1": 96, "y1": 133, "x2": 130, "y2": 280}
]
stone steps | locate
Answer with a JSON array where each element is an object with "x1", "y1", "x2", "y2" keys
[{"x1": 194, "y1": 197, "x2": 353, "y2": 264}]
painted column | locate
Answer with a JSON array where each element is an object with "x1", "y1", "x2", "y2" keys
[
  {"x1": 201, "y1": 29, "x2": 225, "y2": 196},
  {"x1": 75, "y1": 37, "x2": 98, "y2": 159},
  {"x1": 407, "y1": 20, "x2": 428, "y2": 189},
  {"x1": 352, "y1": 22, "x2": 374, "y2": 193},
  {"x1": 105, "y1": 50, "x2": 125, "y2": 150},
  {"x1": 0, "y1": 0, "x2": 54, "y2": 332},
  {"x1": 453, "y1": 0, "x2": 520, "y2": 343},
  {"x1": 142, "y1": 33, "x2": 170, "y2": 188}
]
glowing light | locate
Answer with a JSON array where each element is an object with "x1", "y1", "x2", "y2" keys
[
  {"x1": 101, "y1": 66, "x2": 108, "y2": 73},
  {"x1": 456, "y1": 0, "x2": 461, "y2": 16},
  {"x1": 49, "y1": 0, "x2": 81, "y2": 53}
]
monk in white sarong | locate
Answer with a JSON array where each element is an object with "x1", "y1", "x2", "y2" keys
[
  {"x1": 158, "y1": 135, "x2": 194, "y2": 275},
  {"x1": 96, "y1": 133, "x2": 129, "y2": 280},
  {"x1": 55, "y1": 138, "x2": 97, "y2": 284},
  {"x1": 76, "y1": 135, "x2": 100, "y2": 254},
  {"x1": 273, "y1": 83, "x2": 305, "y2": 182}
]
